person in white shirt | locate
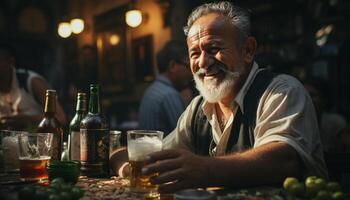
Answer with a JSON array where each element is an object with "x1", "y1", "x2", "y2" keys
[
  {"x1": 111, "y1": 1, "x2": 327, "y2": 193},
  {"x1": 0, "y1": 43, "x2": 67, "y2": 130}
]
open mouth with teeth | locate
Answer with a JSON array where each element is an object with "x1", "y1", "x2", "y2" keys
[{"x1": 203, "y1": 66, "x2": 222, "y2": 77}]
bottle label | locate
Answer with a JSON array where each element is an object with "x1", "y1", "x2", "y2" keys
[
  {"x1": 80, "y1": 129, "x2": 109, "y2": 170},
  {"x1": 70, "y1": 131, "x2": 80, "y2": 160}
]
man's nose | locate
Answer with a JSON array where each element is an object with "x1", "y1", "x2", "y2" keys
[{"x1": 197, "y1": 51, "x2": 214, "y2": 70}]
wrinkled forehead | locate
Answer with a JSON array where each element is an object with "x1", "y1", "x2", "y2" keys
[{"x1": 187, "y1": 13, "x2": 236, "y2": 44}]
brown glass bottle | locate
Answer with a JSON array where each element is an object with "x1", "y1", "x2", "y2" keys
[
  {"x1": 37, "y1": 90, "x2": 63, "y2": 161},
  {"x1": 80, "y1": 84, "x2": 109, "y2": 177}
]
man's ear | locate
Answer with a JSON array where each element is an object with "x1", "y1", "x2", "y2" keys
[
  {"x1": 243, "y1": 36, "x2": 257, "y2": 64},
  {"x1": 168, "y1": 60, "x2": 177, "y2": 73}
]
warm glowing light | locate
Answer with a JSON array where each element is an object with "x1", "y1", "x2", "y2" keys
[
  {"x1": 58, "y1": 22, "x2": 72, "y2": 38},
  {"x1": 110, "y1": 34, "x2": 120, "y2": 45},
  {"x1": 70, "y1": 18, "x2": 84, "y2": 34},
  {"x1": 126, "y1": 10, "x2": 142, "y2": 27}
]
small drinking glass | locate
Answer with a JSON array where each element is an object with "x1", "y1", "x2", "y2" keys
[
  {"x1": 127, "y1": 130, "x2": 163, "y2": 199},
  {"x1": 1, "y1": 130, "x2": 27, "y2": 173},
  {"x1": 109, "y1": 130, "x2": 121, "y2": 158},
  {"x1": 18, "y1": 132, "x2": 53, "y2": 181}
]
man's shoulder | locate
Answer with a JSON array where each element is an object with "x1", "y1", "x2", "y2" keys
[
  {"x1": 268, "y1": 74, "x2": 305, "y2": 92},
  {"x1": 146, "y1": 80, "x2": 179, "y2": 97},
  {"x1": 16, "y1": 68, "x2": 43, "y2": 80}
]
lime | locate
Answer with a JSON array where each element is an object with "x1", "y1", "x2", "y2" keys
[
  {"x1": 305, "y1": 176, "x2": 318, "y2": 187},
  {"x1": 18, "y1": 186, "x2": 35, "y2": 200},
  {"x1": 332, "y1": 191, "x2": 344, "y2": 199},
  {"x1": 51, "y1": 177, "x2": 65, "y2": 184},
  {"x1": 61, "y1": 184, "x2": 72, "y2": 193},
  {"x1": 305, "y1": 183, "x2": 319, "y2": 198},
  {"x1": 283, "y1": 177, "x2": 299, "y2": 190},
  {"x1": 71, "y1": 187, "x2": 84, "y2": 199},
  {"x1": 50, "y1": 182, "x2": 62, "y2": 191},
  {"x1": 314, "y1": 178, "x2": 326, "y2": 190},
  {"x1": 288, "y1": 182, "x2": 305, "y2": 197},
  {"x1": 48, "y1": 194, "x2": 61, "y2": 200},
  {"x1": 316, "y1": 190, "x2": 331, "y2": 200},
  {"x1": 45, "y1": 187, "x2": 58, "y2": 195},
  {"x1": 326, "y1": 182, "x2": 342, "y2": 193},
  {"x1": 60, "y1": 191, "x2": 73, "y2": 200}
]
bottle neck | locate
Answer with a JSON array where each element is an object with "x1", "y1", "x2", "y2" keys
[
  {"x1": 88, "y1": 92, "x2": 100, "y2": 114},
  {"x1": 44, "y1": 94, "x2": 56, "y2": 115},
  {"x1": 76, "y1": 99, "x2": 87, "y2": 113}
]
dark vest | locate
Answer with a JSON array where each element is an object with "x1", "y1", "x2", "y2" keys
[{"x1": 191, "y1": 69, "x2": 276, "y2": 156}]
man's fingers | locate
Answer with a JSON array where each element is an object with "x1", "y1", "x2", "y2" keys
[
  {"x1": 142, "y1": 158, "x2": 181, "y2": 175},
  {"x1": 147, "y1": 149, "x2": 181, "y2": 162},
  {"x1": 150, "y1": 168, "x2": 185, "y2": 185}
]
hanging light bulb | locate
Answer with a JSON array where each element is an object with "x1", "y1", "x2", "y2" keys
[
  {"x1": 110, "y1": 34, "x2": 120, "y2": 46},
  {"x1": 126, "y1": 9, "x2": 142, "y2": 27},
  {"x1": 58, "y1": 22, "x2": 72, "y2": 38},
  {"x1": 70, "y1": 18, "x2": 84, "y2": 34}
]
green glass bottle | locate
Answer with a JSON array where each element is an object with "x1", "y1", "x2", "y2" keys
[
  {"x1": 37, "y1": 90, "x2": 63, "y2": 161},
  {"x1": 69, "y1": 93, "x2": 87, "y2": 161},
  {"x1": 80, "y1": 84, "x2": 109, "y2": 177}
]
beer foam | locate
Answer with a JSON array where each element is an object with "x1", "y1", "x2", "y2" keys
[{"x1": 128, "y1": 136, "x2": 162, "y2": 161}]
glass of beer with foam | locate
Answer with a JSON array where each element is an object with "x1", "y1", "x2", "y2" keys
[
  {"x1": 127, "y1": 130, "x2": 163, "y2": 199},
  {"x1": 18, "y1": 132, "x2": 53, "y2": 181}
]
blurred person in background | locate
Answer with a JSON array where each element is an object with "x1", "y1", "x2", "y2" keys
[
  {"x1": 0, "y1": 43, "x2": 67, "y2": 130},
  {"x1": 138, "y1": 40, "x2": 192, "y2": 136},
  {"x1": 303, "y1": 77, "x2": 347, "y2": 152}
]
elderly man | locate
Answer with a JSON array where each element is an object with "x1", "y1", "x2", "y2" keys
[{"x1": 111, "y1": 1, "x2": 327, "y2": 193}]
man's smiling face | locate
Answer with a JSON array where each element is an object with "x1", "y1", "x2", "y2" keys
[{"x1": 187, "y1": 12, "x2": 248, "y2": 102}]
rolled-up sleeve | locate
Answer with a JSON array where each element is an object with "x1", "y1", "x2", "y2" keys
[{"x1": 254, "y1": 75, "x2": 327, "y2": 178}]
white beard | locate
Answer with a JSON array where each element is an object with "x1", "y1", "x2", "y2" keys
[{"x1": 194, "y1": 70, "x2": 240, "y2": 103}]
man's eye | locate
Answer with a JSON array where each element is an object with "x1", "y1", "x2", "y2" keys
[
  {"x1": 190, "y1": 52, "x2": 199, "y2": 58},
  {"x1": 209, "y1": 47, "x2": 220, "y2": 54}
]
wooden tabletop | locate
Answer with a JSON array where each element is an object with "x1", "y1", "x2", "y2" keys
[{"x1": 0, "y1": 173, "x2": 283, "y2": 200}]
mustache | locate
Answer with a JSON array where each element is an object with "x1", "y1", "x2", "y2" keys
[{"x1": 195, "y1": 61, "x2": 231, "y2": 77}]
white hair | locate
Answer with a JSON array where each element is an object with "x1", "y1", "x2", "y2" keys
[{"x1": 184, "y1": 1, "x2": 251, "y2": 45}]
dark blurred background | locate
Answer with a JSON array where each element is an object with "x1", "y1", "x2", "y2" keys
[{"x1": 0, "y1": 0, "x2": 349, "y2": 129}]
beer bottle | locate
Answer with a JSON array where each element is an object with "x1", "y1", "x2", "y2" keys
[
  {"x1": 69, "y1": 93, "x2": 87, "y2": 161},
  {"x1": 80, "y1": 84, "x2": 109, "y2": 177},
  {"x1": 37, "y1": 90, "x2": 63, "y2": 161}
]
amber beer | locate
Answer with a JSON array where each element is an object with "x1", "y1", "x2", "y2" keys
[
  {"x1": 19, "y1": 156, "x2": 50, "y2": 181},
  {"x1": 127, "y1": 130, "x2": 163, "y2": 198},
  {"x1": 18, "y1": 132, "x2": 53, "y2": 181},
  {"x1": 129, "y1": 160, "x2": 157, "y2": 191}
]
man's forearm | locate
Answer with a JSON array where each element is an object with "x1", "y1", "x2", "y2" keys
[{"x1": 206, "y1": 142, "x2": 301, "y2": 187}]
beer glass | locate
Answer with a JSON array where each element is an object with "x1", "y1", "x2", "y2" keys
[
  {"x1": 1, "y1": 130, "x2": 26, "y2": 172},
  {"x1": 127, "y1": 130, "x2": 163, "y2": 199},
  {"x1": 18, "y1": 132, "x2": 53, "y2": 181}
]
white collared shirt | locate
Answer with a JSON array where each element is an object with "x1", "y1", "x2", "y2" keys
[{"x1": 163, "y1": 62, "x2": 327, "y2": 178}]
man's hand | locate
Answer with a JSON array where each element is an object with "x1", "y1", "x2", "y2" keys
[
  {"x1": 0, "y1": 114, "x2": 29, "y2": 128},
  {"x1": 142, "y1": 149, "x2": 210, "y2": 194}
]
